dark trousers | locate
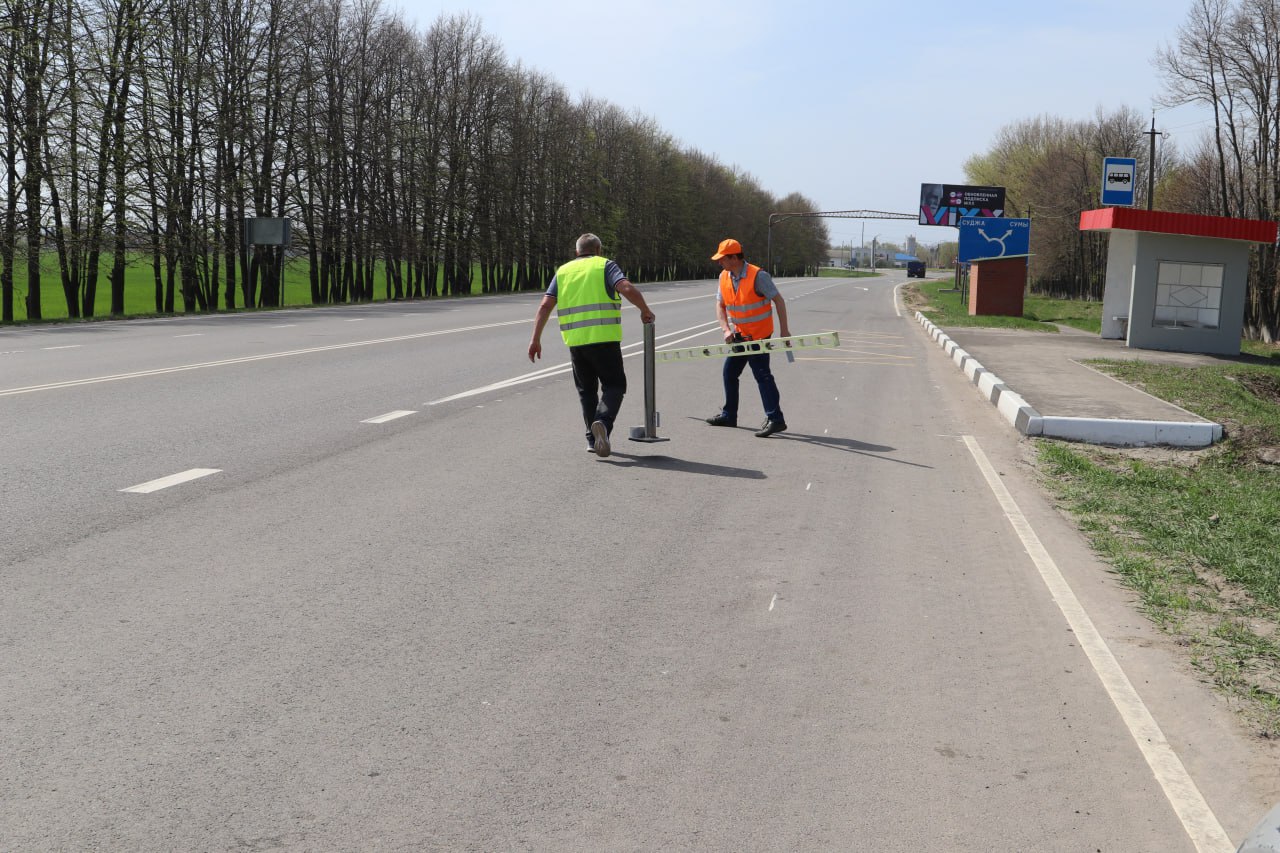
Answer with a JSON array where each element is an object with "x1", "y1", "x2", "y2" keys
[
  {"x1": 570, "y1": 341, "x2": 627, "y2": 439},
  {"x1": 721, "y1": 350, "x2": 783, "y2": 422}
]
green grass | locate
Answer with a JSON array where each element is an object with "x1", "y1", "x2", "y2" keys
[
  {"x1": 817, "y1": 267, "x2": 881, "y2": 278},
  {"x1": 908, "y1": 276, "x2": 1103, "y2": 332},
  {"x1": 3, "y1": 253, "x2": 490, "y2": 323}
]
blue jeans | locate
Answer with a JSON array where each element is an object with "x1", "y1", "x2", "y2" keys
[{"x1": 721, "y1": 350, "x2": 783, "y2": 422}]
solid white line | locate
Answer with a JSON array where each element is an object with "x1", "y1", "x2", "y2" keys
[
  {"x1": 0, "y1": 318, "x2": 531, "y2": 398},
  {"x1": 961, "y1": 435, "x2": 1232, "y2": 853},
  {"x1": 361, "y1": 410, "x2": 416, "y2": 424},
  {"x1": 426, "y1": 321, "x2": 720, "y2": 405},
  {"x1": 120, "y1": 468, "x2": 222, "y2": 494}
]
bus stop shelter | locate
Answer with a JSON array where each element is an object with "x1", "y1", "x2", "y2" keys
[{"x1": 1079, "y1": 207, "x2": 1277, "y2": 356}]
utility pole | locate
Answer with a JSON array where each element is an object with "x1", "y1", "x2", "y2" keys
[{"x1": 1144, "y1": 113, "x2": 1159, "y2": 211}]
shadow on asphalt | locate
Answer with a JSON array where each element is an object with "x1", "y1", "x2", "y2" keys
[
  {"x1": 771, "y1": 432, "x2": 933, "y2": 469},
  {"x1": 600, "y1": 453, "x2": 765, "y2": 479}
]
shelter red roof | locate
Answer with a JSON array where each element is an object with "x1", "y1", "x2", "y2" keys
[{"x1": 1079, "y1": 207, "x2": 1277, "y2": 243}]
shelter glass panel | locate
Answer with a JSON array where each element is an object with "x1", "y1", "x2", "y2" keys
[{"x1": 1154, "y1": 261, "x2": 1224, "y2": 329}]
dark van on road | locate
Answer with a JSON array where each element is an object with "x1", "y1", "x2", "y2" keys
[{"x1": 906, "y1": 260, "x2": 926, "y2": 278}]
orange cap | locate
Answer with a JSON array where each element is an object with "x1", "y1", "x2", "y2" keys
[{"x1": 711, "y1": 238, "x2": 743, "y2": 260}]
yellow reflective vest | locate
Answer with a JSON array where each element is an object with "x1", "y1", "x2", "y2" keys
[{"x1": 556, "y1": 255, "x2": 622, "y2": 346}]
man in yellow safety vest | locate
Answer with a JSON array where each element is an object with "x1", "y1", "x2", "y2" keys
[{"x1": 529, "y1": 233, "x2": 655, "y2": 457}]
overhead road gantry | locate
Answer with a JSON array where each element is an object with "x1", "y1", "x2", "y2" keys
[{"x1": 767, "y1": 209, "x2": 918, "y2": 273}]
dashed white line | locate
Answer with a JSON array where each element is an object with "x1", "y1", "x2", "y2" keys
[
  {"x1": 120, "y1": 468, "x2": 222, "y2": 494},
  {"x1": 174, "y1": 333, "x2": 204, "y2": 338},
  {"x1": 768, "y1": 594, "x2": 778, "y2": 612},
  {"x1": 42, "y1": 345, "x2": 82, "y2": 350},
  {"x1": 962, "y1": 435, "x2": 1231, "y2": 853},
  {"x1": 361, "y1": 410, "x2": 417, "y2": 424}
]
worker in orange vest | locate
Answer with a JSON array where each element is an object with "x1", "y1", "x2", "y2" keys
[{"x1": 704, "y1": 238, "x2": 790, "y2": 438}]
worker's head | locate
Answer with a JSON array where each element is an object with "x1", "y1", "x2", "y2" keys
[
  {"x1": 576, "y1": 233, "x2": 602, "y2": 256},
  {"x1": 711, "y1": 238, "x2": 744, "y2": 273}
]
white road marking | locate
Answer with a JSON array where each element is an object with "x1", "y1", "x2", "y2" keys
[
  {"x1": 962, "y1": 435, "x2": 1232, "y2": 853},
  {"x1": 361, "y1": 410, "x2": 416, "y2": 424},
  {"x1": 272, "y1": 324, "x2": 296, "y2": 328},
  {"x1": 120, "y1": 468, "x2": 222, "y2": 494},
  {"x1": 427, "y1": 321, "x2": 719, "y2": 405},
  {"x1": 42, "y1": 345, "x2": 82, "y2": 350},
  {"x1": 174, "y1": 333, "x2": 203, "y2": 338},
  {"x1": 0, "y1": 318, "x2": 531, "y2": 398},
  {"x1": 768, "y1": 594, "x2": 778, "y2": 612}
]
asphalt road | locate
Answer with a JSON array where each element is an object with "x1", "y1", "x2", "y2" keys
[{"x1": 2, "y1": 272, "x2": 1276, "y2": 851}]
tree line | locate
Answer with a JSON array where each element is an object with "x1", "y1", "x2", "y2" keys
[
  {"x1": 0, "y1": 0, "x2": 829, "y2": 324},
  {"x1": 963, "y1": 0, "x2": 1280, "y2": 342}
]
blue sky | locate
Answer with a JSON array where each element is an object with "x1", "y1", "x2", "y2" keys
[{"x1": 392, "y1": 0, "x2": 1212, "y2": 249}]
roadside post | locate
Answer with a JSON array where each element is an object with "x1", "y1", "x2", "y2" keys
[{"x1": 628, "y1": 322, "x2": 668, "y2": 443}]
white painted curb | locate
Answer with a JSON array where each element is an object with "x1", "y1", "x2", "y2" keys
[{"x1": 914, "y1": 311, "x2": 1219, "y2": 448}]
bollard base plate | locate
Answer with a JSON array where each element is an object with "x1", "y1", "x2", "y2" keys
[{"x1": 628, "y1": 425, "x2": 669, "y2": 442}]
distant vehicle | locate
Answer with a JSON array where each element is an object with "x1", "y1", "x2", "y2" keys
[
  {"x1": 906, "y1": 260, "x2": 926, "y2": 278},
  {"x1": 1107, "y1": 172, "x2": 1132, "y2": 184}
]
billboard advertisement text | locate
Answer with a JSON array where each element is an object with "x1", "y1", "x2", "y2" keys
[{"x1": 919, "y1": 184, "x2": 1007, "y2": 226}]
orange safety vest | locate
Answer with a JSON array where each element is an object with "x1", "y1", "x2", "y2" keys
[{"x1": 719, "y1": 263, "x2": 774, "y2": 340}]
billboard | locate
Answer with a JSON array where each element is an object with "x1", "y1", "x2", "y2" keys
[{"x1": 919, "y1": 184, "x2": 1007, "y2": 226}]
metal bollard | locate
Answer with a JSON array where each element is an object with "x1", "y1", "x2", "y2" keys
[{"x1": 629, "y1": 322, "x2": 669, "y2": 443}]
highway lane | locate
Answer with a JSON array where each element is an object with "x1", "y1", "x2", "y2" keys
[{"x1": 2, "y1": 272, "x2": 1274, "y2": 850}]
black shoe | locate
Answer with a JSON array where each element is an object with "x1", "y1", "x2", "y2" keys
[
  {"x1": 705, "y1": 413, "x2": 737, "y2": 427},
  {"x1": 755, "y1": 419, "x2": 787, "y2": 438}
]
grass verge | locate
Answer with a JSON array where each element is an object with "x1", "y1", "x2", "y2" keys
[
  {"x1": 817, "y1": 267, "x2": 880, "y2": 278},
  {"x1": 1042, "y1": 356, "x2": 1280, "y2": 736},
  {"x1": 907, "y1": 278, "x2": 1280, "y2": 735},
  {"x1": 909, "y1": 276, "x2": 1104, "y2": 332}
]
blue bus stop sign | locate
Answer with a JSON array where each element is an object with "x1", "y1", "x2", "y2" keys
[
  {"x1": 957, "y1": 217, "x2": 1030, "y2": 262},
  {"x1": 1101, "y1": 157, "x2": 1137, "y2": 206}
]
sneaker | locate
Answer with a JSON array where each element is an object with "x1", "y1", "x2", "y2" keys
[
  {"x1": 705, "y1": 413, "x2": 737, "y2": 427},
  {"x1": 590, "y1": 421, "x2": 611, "y2": 457},
  {"x1": 755, "y1": 419, "x2": 788, "y2": 438}
]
